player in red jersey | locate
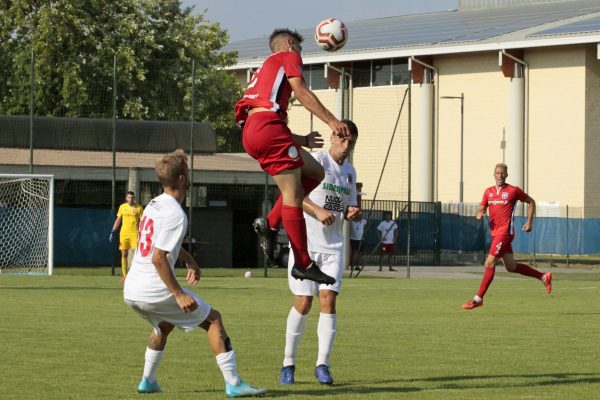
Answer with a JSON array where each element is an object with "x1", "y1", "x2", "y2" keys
[
  {"x1": 462, "y1": 163, "x2": 552, "y2": 309},
  {"x1": 235, "y1": 28, "x2": 350, "y2": 285}
]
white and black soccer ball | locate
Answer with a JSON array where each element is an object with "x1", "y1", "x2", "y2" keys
[
  {"x1": 315, "y1": 18, "x2": 348, "y2": 52},
  {"x1": 244, "y1": 271, "x2": 252, "y2": 278}
]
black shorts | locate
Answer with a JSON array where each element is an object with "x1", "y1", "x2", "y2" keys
[{"x1": 350, "y1": 239, "x2": 363, "y2": 251}]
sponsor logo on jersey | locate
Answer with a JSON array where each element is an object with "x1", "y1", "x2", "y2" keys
[
  {"x1": 489, "y1": 200, "x2": 509, "y2": 205},
  {"x1": 322, "y1": 182, "x2": 351, "y2": 195},
  {"x1": 287, "y1": 145, "x2": 299, "y2": 160},
  {"x1": 324, "y1": 195, "x2": 345, "y2": 212}
]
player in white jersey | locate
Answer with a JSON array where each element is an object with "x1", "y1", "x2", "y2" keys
[
  {"x1": 279, "y1": 120, "x2": 360, "y2": 386},
  {"x1": 123, "y1": 150, "x2": 266, "y2": 398}
]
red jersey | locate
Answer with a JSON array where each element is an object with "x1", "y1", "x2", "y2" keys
[
  {"x1": 234, "y1": 51, "x2": 304, "y2": 126},
  {"x1": 481, "y1": 184, "x2": 528, "y2": 236}
]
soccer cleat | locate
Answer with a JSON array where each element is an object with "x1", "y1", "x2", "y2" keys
[
  {"x1": 225, "y1": 380, "x2": 267, "y2": 398},
  {"x1": 462, "y1": 298, "x2": 483, "y2": 310},
  {"x1": 543, "y1": 272, "x2": 553, "y2": 294},
  {"x1": 291, "y1": 262, "x2": 336, "y2": 285},
  {"x1": 137, "y1": 377, "x2": 161, "y2": 393},
  {"x1": 315, "y1": 364, "x2": 334, "y2": 385},
  {"x1": 279, "y1": 365, "x2": 295, "y2": 384},
  {"x1": 253, "y1": 217, "x2": 277, "y2": 266}
]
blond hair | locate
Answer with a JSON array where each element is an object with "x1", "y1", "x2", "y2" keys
[
  {"x1": 495, "y1": 163, "x2": 508, "y2": 172},
  {"x1": 155, "y1": 149, "x2": 188, "y2": 188}
]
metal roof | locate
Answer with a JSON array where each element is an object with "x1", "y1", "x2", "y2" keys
[{"x1": 225, "y1": 0, "x2": 600, "y2": 68}]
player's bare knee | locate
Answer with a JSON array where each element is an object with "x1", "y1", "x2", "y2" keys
[{"x1": 294, "y1": 296, "x2": 313, "y2": 314}]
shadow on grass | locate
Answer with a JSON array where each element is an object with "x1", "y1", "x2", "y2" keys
[{"x1": 234, "y1": 372, "x2": 600, "y2": 397}]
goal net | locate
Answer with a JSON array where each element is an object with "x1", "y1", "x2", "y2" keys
[{"x1": 0, "y1": 174, "x2": 54, "y2": 275}]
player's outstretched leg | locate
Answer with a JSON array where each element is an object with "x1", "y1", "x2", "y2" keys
[
  {"x1": 463, "y1": 264, "x2": 495, "y2": 309},
  {"x1": 542, "y1": 272, "x2": 552, "y2": 294},
  {"x1": 201, "y1": 310, "x2": 267, "y2": 398},
  {"x1": 137, "y1": 323, "x2": 173, "y2": 393}
]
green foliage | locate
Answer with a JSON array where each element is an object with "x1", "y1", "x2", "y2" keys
[
  {"x1": 0, "y1": 0, "x2": 242, "y2": 134},
  {"x1": 1, "y1": 270, "x2": 600, "y2": 399}
]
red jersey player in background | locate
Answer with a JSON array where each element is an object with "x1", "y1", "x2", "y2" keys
[
  {"x1": 462, "y1": 163, "x2": 552, "y2": 309},
  {"x1": 235, "y1": 29, "x2": 350, "y2": 285}
]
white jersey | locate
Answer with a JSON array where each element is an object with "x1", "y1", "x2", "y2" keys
[
  {"x1": 377, "y1": 220, "x2": 397, "y2": 244},
  {"x1": 305, "y1": 150, "x2": 357, "y2": 254},
  {"x1": 350, "y1": 219, "x2": 367, "y2": 240},
  {"x1": 124, "y1": 193, "x2": 187, "y2": 303}
]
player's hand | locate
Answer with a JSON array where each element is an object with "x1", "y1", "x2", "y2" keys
[
  {"x1": 306, "y1": 131, "x2": 324, "y2": 149},
  {"x1": 476, "y1": 211, "x2": 484, "y2": 220},
  {"x1": 175, "y1": 292, "x2": 198, "y2": 313},
  {"x1": 328, "y1": 120, "x2": 350, "y2": 138},
  {"x1": 345, "y1": 207, "x2": 361, "y2": 221},
  {"x1": 186, "y1": 263, "x2": 201, "y2": 285},
  {"x1": 316, "y1": 208, "x2": 335, "y2": 226},
  {"x1": 109, "y1": 230, "x2": 116, "y2": 242},
  {"x1": 522, "y1": 222, "x2": 532, "y2": 232}
]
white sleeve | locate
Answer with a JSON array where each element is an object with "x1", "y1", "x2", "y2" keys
[
  {"x1": 153, "y1": 212, "x2": 186, "y2": 253},
  {"x1": 377, "y1": 221, "x2": 384, "y2": 232}
]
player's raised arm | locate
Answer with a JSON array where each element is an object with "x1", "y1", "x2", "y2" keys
[{"x1": 289, "y1": 77, "x2": 350, "y2": 137}]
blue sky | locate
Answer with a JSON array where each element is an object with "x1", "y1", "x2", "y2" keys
[{"x1": 181, "y1": 0, "x2": 458, "y2": 42}]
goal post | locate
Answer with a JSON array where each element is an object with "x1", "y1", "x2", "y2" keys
[{"x1": 0, "y1": 174, "x2": 54, "y2": 275}]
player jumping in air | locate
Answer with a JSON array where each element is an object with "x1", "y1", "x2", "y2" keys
[
  {"x1": 110, "y1": 191, "x2": 143, "y2": 281},
  {"x1": 123, "y1": 150, "x2": 266, "y2": 398},
  {"x1": 279, "y1": 121, "x2": 360, "y2": 385},
  {"x1": 462, "y1": 163, "x2": 552, "y2": 309},
  {"x1": 235, "y1": 28, "x2": 350, "y2": 285}
]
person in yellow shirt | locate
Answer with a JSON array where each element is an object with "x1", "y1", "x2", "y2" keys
[{"x1": 110, "y1": 191, "x2": 143, "y2": 281}]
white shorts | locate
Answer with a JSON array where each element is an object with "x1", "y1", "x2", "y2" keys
[
  {"x1": 288, "y1": 250, "x2": 343, "y2": 295},
  {"x1": 124, "y1": 288, "x2": 212, "y2": 336}
]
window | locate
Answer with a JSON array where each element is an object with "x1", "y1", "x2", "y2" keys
[
  {"x1": 372, "y1": 59, "x2": 392, "y2": 86},
  {"x1": 352, "y1": 61, "x2": 371, "y2": 87},
  {"x1": 392, "y1": 58, "x2": 410, "y2": 85},
  {"x1": 308, "y1": 64, "x2": 328, "y2": 90}
]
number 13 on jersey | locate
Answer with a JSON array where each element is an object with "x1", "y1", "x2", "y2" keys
[{"x1": 137, "y1": 216, "x2": 154, "y2": 257}]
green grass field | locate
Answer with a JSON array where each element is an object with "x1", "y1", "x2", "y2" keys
[{"x1": 1, "y1": 268, "x2": 600, "y2": 399}]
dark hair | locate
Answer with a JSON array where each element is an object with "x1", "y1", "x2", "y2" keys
[
  {"x1": 341, "y1": 119, "x2": 358, "y2": 138},
  {"x1": 126, "y1": 191, "x2": 135, "y2": 196},
  {"x1": 269, "y1": 28, "x2": 304, "y2": 51}
]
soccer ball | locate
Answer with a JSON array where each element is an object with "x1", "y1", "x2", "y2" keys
[
  {"x1": 315, "y1": 18, "x2": 348, "y2": 52},
  {"x1": 244, "y1": 271, "x2": 252, "y2": 278}
]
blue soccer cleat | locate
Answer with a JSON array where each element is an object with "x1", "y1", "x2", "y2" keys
[
  {"x1": 137, "y1": 377, "x2": 162, "y2": 393},
  {"x1": 315, "y1": 364, "x2": 334, "y2": 385},
  {"x1": 225, "y1": 380, "x2": 267, "y2": 398},
  {"x1": 279, "y1": 365, "x2": 295, "y2": 384}
]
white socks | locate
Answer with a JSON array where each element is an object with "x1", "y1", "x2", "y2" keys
[
  {"x1": 216, "y1": 350, "x2": 241, "y2": 386},
  {"x1": 143, "y1": 347, "x2": 165, "y2": 383},
  {"x1": 473, "y1": 295, "x2": 483, "y2": 303},
  {"x1": 316, "y1": 312, "x2": 337, "y2": 367},
  {"x1": 283, "y1": 307, "x2": 308, "y2": 367}
]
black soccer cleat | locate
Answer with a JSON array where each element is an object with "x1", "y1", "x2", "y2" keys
[
  {"x1": 253, "y1": 217, "x2": 277, "y2": 266},
  {"x1": 291, "y1": 262, "x2": 336, "y2": 285}
]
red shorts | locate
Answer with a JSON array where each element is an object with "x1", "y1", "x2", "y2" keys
[
  {"x1": 489, "y1": 234, "x2": 513, "y2": 258},
  {"x1": 381, "y1": 243, "x2": 395, "y2": 254},
  {"x1": 242, "y1": 112, "x2": 304, "y2": 176}
]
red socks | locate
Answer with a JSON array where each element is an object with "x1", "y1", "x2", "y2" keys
[
  {"x1": 267, "y1": 177, "x2": 321, "y2": 230},
  {"x1": 477, "y1": 266, "x2": 495, "y2": 298},
  {"x1": 281, "y1": 205, "x2": 312, "y2": 268},
  {"x1": 515, "y1": 263, "x2": 544, "y2": 280}
]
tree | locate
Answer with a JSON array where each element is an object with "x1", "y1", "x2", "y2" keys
[{"x1": 0, "y1": 0, "x2": 242, "y2": 139}]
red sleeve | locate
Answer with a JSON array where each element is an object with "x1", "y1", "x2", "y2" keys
[
  {"x1": 480, "y1": 189, "x2": 489, "y2": 207},
  {"x1": 281, "y1": 52, "x2": 304, "y2": 80},
  {"x1": 515, "y1": 187, "x2": 528, "y2": 202}
]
